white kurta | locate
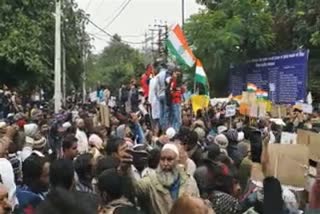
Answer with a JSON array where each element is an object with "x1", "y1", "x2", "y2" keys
[
  {"x1": 76, "y1": 129, "x2": 89, "y2": 154},
  {"x1": 148, "y1": 77, "x2": 160, "y2": 120}
]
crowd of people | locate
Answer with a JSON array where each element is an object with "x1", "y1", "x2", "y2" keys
[{"x1": 0, "y1": 61, "x2": 320, "y2": 214}]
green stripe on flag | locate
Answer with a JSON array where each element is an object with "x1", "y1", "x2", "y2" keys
[
  {"x1": 166, "y1": 40, "x2": 190, "y2": 68},
  {"x1": 195, "y1": 74, "x2": 207, "y2": 86}
]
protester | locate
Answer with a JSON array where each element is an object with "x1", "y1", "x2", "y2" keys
[
  {"x1": 154, "y1": 62, "x2": 170, "y2": 130},
  {"x1": 148, "y1": 66, "x2": 160, "y2": 135},
  {"x1": 168, "y1": 70, "x2": 184, "y2": 132},
  {"x1": 36, "y1": 187, "x2": 96, "y2": 214},
  {"x1": 169, "y1": 195, "x2": 215, "y2": 214},
  {"x1": 16, "y1": 154, "x2": 50, "y2": 213},
  {"x1": 0, "y1": 60, "x2": 319, "y2": 214},
  {"x1": 0, "y1": 182, "x2": 12, "y2": 214},
  {"x1": 0, "y1": 153, "x2": 17, "y2": 210},
  {"x1": 49, "y1": 159, "x2": 75, "y2": 190},
  {"x1": 97, "y1": 168, "x2": 143, "y2": 214},
  {"x1": 118, "y1": 142, "x2": 199, "y2": 214},
  {"x1": 74, "y1": 153, "x2": 95, "y2": 194},
  {"x1": 75, "y1": 119, "x2": 89, "y2": 154},
  {"x1": 62, "y1": 134, "x2": 78, "y2": 161}
]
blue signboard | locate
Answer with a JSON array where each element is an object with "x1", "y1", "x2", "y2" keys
[{"x1": 229, "y1": 50, "x2": 309, "y2": 104}]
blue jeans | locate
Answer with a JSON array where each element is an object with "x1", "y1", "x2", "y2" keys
[
  {"x1": 171, "y1": 104, "x2": 181, "y2": 132},
  {"x1": 159, "y1": 96, "x2": 169, "y2": 130}
]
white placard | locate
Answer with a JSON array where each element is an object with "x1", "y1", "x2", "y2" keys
[
  {"x1": 295, "y1": 102, "x2": 313, "y2": 114},
  {"x1": 89, "y1": 92, "x2": 98, "y2": 102},
  {"x1": 225, "y1": 104, "x2": 236, "y2": 117},
  {"x1": 281, "y1": 132, "x2": 297, "y2": 144}
]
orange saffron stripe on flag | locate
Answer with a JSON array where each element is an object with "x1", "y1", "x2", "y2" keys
[
  {"x1": 172, "y1": 25, "x2": 196, "y2": 60},
  {"x1": 196, "y1": 59, "x2": 202, "y2": 67}
]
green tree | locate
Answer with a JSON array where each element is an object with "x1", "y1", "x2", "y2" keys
[
  {"x1": 187, "y1": 0, "x2": 320, "y2": 100},
  {"x1": 0, "y1": 0, "x2": 89, "y2": 95},
  {"x1": 87, "y1": 35, "x2": 145, "y2": 93},
  {"x1": 185, "y1": 0, "x2": 274, "y2": 96}
]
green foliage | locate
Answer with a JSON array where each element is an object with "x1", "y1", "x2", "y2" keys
[
  {"x1": 186, "y1": 0, "x2": 320, "y2": 98},
  {"x1": 185, "y1": 0, "x2": 274, "y2": 96},
  {"x1": 87, "y1": 35, "x2": 145, "y2": 93},
  {"x1": 0, "y1": 0, "x2": 89, "y2": 93}
]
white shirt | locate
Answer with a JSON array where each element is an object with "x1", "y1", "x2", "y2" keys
[
  {"x1": 148, "y1": 78, "x2": 160, "y2": 119},
  {"x1": 186, "y1": 158, "x2": 196, "y2": 175},
  {"x1": 76, "y1": 128, "x2": 89, "y2": 154}
]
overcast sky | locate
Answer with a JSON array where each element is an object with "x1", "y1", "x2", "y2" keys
[{"x1": 75, "y1": 0, "x2": 203, "y2": 53}]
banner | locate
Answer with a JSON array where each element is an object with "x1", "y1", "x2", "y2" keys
[
  {"x1": 229, "y1": 50, "x2": 309, "y2": 104},
  {"x1": 191, "y1": 95, "x2": 210, "y2": 114}
]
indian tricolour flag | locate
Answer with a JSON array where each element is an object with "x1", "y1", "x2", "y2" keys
[
  {"x1": 166, "y1": 24, "x2": 196, "y2": 68},
  {"x1": 256, "y1": 89, "x2": 268, "y2": 100},
  {"x1": 247, "y1": 83, "x2": 257, "y2": 92},
  {"x1": 262, "y1": 91, "x2": 268, "y2": 99},
  {"x1": 256, "y1": 89, "x2": 263, "y2": 99},
  {"x1": 195, "y1": 59, "x2": 209, "y2": 95}
]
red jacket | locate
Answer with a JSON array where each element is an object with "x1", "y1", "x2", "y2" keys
[
  {"x1": 140, "y1": 74, "x2": 149, "y2": 97},
  {"x1": 170, "y1": 77, "x2": 185, "y2": 104},
  {"x1": 140, "y1": 65, "x2": 153, "y2": 98}
]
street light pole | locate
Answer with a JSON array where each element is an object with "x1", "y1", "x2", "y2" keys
[
  {"x1": 54, "y1": 0, "x2": 62, "y2": 113},
  {"x1": 181, "y1": 0, "x2": 185, "y2": 26}
]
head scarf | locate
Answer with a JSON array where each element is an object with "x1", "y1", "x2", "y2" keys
[{"x1": 89, "y1": 134, "x2": 103, "y2": 150}]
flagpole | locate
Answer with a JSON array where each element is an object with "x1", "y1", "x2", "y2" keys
[{"x1": 181, "y1": 0, "x2": 185, "y2": 26}]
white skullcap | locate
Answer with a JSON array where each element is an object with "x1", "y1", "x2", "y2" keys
[
  {"x1": 217, "y1": 125, "x2": 228, "y2": 134},
  {"x1": 237, "y1": 131, "x2": 245, "y2": 142},
  {"x1": 162, "y1": 143, "x2": 179, "y2": 158},
  {"x1": 165, "y1": 127, "x2": 176, "y2": 139},
  {"x1": 0, "y1": 122, "x2": 7, "y2": 129},
  {"x1": 62, "y1": 122, "x2": 72, "y2": 129},
  {"x1": 214, "y1": 134, "x2": 229, "y2": 149},
  {"x1": 7, "y1": 113, "x2": 14, "y2": 118}
]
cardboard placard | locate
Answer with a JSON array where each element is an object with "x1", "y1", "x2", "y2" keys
[
  {"x1": 271, "y1": 105, "x2": 287, "y2": 118},
  {"x1": 251, "y1": 144, "x2": 309, "y2": 188},
  {"x1": 280, "y1": 132, "x2": 297, "y2": 144},
  {"x1": 297, "y1": 129, "x2": 320, "y2": 162}
]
